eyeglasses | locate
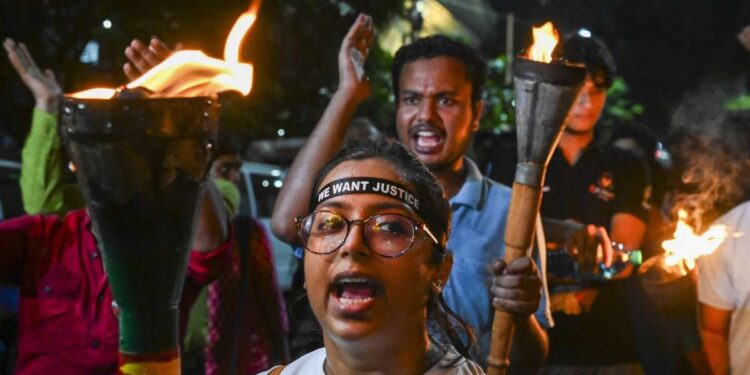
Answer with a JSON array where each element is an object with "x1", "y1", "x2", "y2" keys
[{"x1": 295, "y1": 210, "x2": 442, "y2": 258}]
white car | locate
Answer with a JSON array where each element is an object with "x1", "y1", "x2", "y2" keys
[{"x1": 239, "y1": 162, "x2": 299, "y2": 291}]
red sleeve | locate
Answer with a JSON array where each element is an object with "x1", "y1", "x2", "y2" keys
[
  {"x1": 0, "y1": 215, "x2": 44, "y2": 285},
  {"x1": 185, "y1": 225, "x2": 235, "y2": 286}
]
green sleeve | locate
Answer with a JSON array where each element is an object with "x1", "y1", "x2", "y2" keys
[
  {"x1": 19, "y1": 109, "x2": 83, "y2": 215},
  {"x1": 182, "y1": 287, "x2": 209, "y2": 352},
  {"x1": 212, "y1": 177, "x2": 240, "y2": 219}
]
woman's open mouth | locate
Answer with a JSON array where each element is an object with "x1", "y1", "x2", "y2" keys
[{"x1": 330, "y1": 276, "x2": 380, "y2": 316}]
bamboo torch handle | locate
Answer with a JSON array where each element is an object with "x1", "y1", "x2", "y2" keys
[{"x1": 487, "y1": 182, "x2": 543, "y2": 375}]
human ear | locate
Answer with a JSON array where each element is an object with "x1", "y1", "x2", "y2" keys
[
  {"x1": 433, "y1": 252, "x2": 453, "y2": 292},
  {"x1": 471, "y1": 100, "x2": 484, "y2": 132}
]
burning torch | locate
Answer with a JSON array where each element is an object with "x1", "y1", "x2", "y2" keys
[
  {"x1": 61, "y1": 95, "x2": 219, "y2": 373},
  {"x1": 487, "y1": 23, "x2": 585, "y2": 375},
  {"x1": 639, "y1": 209, "x2": 729, "y2": 311},
  {"x1": 61, "y1": 3, "x2": 259, "y2": 374}
]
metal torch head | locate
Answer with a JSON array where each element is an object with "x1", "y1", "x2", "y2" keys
[
  {"x1": 638, "y1": 254, "x2": 698, "y2": 313},
  {"x1": 512, "y1": 58, "x2": 585, "y2": 187},
  {"x1": 60, "y1": 96, "x2": 219, "y2": 354}
]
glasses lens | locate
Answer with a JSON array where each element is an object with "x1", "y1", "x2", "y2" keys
[
  {"x1": 365, "y1": 214, "x2": 415, "y2": 257},
  {"x1": 301, "y1": 211, "x2": 348, "y2": 254}
]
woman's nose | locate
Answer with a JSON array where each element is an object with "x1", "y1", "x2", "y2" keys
[{"x1": 338, "y1": 221, "x2": 372, "y2": 258}]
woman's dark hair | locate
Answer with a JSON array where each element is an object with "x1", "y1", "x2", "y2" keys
[
  {"x1": 214, "y1": 130, "x2": 242, "y2": 158},
  {"x1": 562, "y1": 34, "x2": 616, "y2": 89},
  {"x1": 307, "y1": 140, "x2": 477, "y2": 362},
  {"x1": 391, "y1": 35, "x2": 487, "y2": 104}
]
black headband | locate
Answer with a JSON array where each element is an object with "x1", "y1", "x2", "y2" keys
[{"x1": 315, "y1": 177, "x2": 422, "y2": 215}]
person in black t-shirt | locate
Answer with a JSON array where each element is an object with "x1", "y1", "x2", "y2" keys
[{"x1": 539, "y1": 35, "x2": 651, "y2": 374}]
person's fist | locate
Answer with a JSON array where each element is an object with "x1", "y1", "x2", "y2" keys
[{"x1": 490, "y1": 257, "x2": 542, "y2": 316}]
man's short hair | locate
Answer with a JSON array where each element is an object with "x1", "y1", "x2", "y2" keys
[
  {"x1": 562, "y1": 34, "x2": 616, "y2": 89},
  {"x1": 391, "y1": 35, "x2": 487, "y2": 103}
]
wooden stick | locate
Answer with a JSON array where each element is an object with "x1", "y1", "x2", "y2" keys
[{"x1": 487, "y1": 182, "x2": 543, "y2": 375}]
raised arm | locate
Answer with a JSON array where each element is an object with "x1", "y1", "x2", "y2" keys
[
  {"x1": 191, "y1": 179, "x2": 231, "y2": 253},
  {"x1": 4, "y1": 38, "x2": 85, "y2": 216},
  {"x1": 123, "y1": 37, "x2": 171, "y2": 80},
  {"x1": 3, "y1": 39, "x2": 60, "y2": 116},
  {"x1": 179, "y1": 180, "x2": 234, "y2": 336},
  {"x1": 270, "y1": 13, "x2": 374, "y2": 245}
]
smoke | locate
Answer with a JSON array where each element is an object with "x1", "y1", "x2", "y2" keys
[{"x1": 669, "y1": 78, "x2": 750, "y2": 231}]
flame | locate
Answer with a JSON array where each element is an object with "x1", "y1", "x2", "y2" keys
[
  {"x1": 224, "y1": 0, "x2": 260, "y2": 63},
  {"x1": 124, "y1": 51, "x2": 252, "y2": 97},
  {"x1": 526, "y1": 22, "x2": 559, "y2": 63},
  {"x1": 70, "y1": 1, "x2": 260, "y2": 99},
  {"x1": 70, "y1": 88, "x2": 119, "y2": 99},
  {"x1": 661, "y1": 209, "x2": 729, "y2": 271}
]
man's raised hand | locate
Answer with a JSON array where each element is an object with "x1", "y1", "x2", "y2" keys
[{"x1": 337, "y1": 13, "x2": 375, "y2": 102}]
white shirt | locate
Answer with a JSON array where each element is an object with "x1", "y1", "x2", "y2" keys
[
  {"x1": 257, "y1": 347, "x2": 484, "y2": 375},
  {"x1": 698, "y1": 200, "x2": 750, "y2": 374}
]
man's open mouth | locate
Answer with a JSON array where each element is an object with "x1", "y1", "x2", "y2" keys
[{"x1": 410, "y1": 124, "x2": 445, "y2": 154}]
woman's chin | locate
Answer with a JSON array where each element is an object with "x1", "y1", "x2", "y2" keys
[
  {"x1": 326, "y1": 318, "x2": 384, "y2": 342},
  {"x1": 324, "y1": 297, "x2": 384, "y2": 338}
]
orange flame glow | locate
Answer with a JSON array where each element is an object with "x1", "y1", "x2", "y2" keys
[
  {"x1": 124, "y1": 51, "x2": 253, "y2": 97},
  {"x1": 70, "y1": 2, "x2": 260, "y2": 99},
  {"x1": 661, "y1": 209, "x2": 729, "y2": 272},
  {"x1": 70, "y1": 88, "x2": 122, "y2": 99},
  {"x1": 526, "y1": 22, "x2": 559, "y2": 63},
  {"x1": 224, "y1": 0, "x2": 260, "y2": 63}
]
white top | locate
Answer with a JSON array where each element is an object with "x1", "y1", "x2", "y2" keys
[
  {"x1": 698, "y1": 200, "x2": 750, "y2": 374},
  {"x1": 257, "y1": 347, "x2": 484, "y2": 375}
]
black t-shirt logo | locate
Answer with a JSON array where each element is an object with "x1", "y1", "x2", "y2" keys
[{"x1": 588, "y1": 172, "x2": 615, "y2": 202}]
